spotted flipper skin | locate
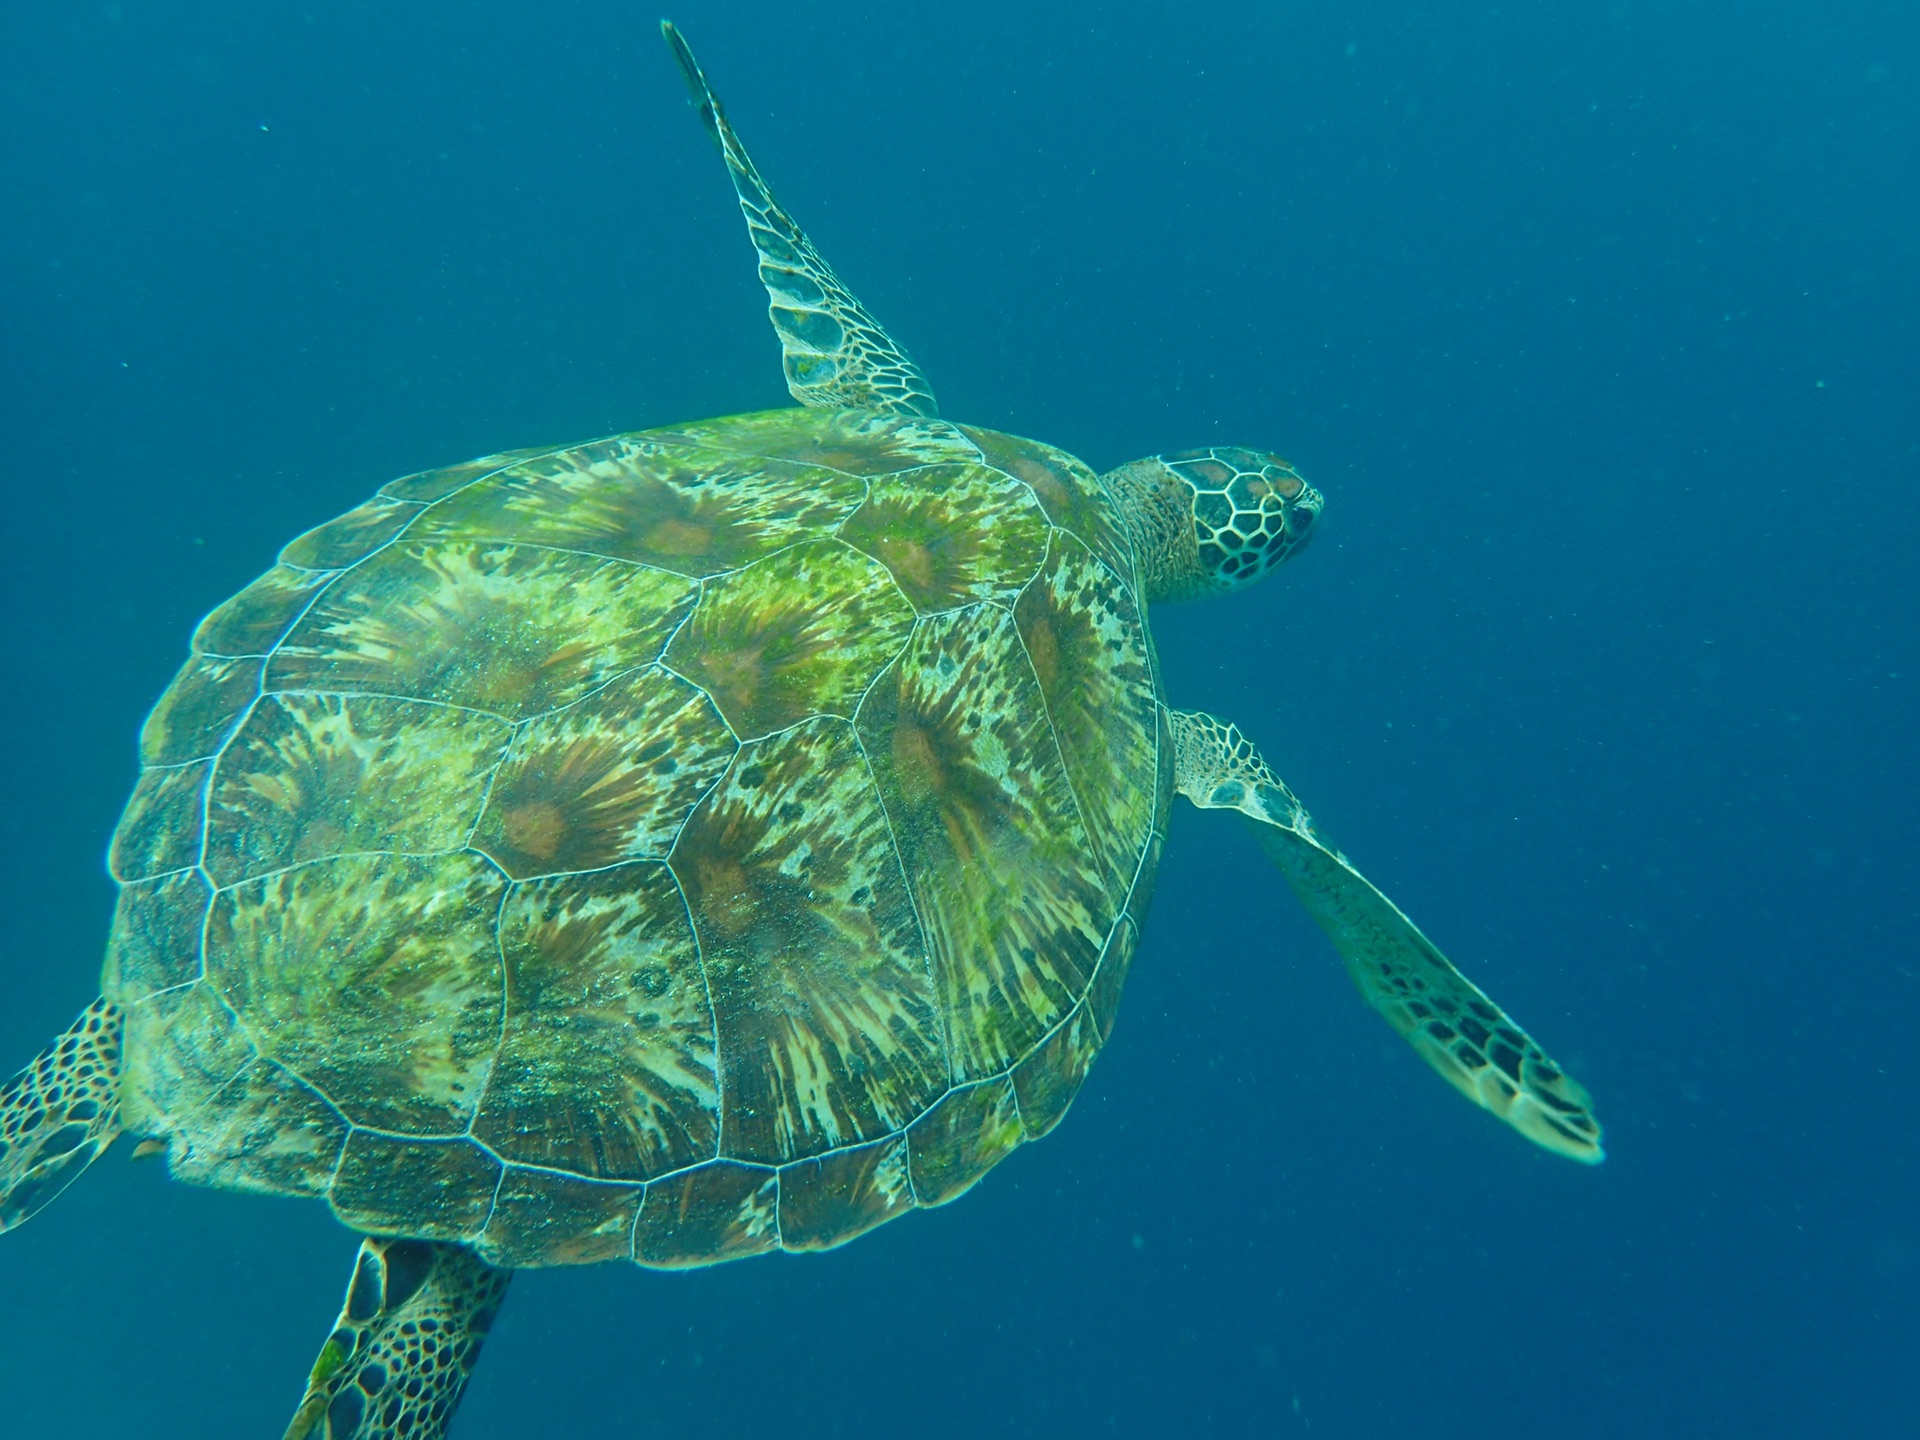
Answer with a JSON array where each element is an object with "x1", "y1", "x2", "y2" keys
[
  {"x1": 662, "y1": 21, "x2": 939, "y2": 416},
  {"x1": 1167, "y1": 709, "x2": 1604, "y2": 1163},
  {"x1": 285, "y1": 1238, "x2": 511, "y2": 1440},
  {"x1": 0, "y1": 998, "x2": 125, "y2": 1232}
]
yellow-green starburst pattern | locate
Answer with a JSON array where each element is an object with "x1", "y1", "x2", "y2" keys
[
  {"x1": 410, "y1": 436, "x2": 865, "y2": 577},
  {"x1": 838, "y1": 462, "x2": 1051, "y2": 613},
  {"x1": 960, "y1": 423, "x2": 1136, "y2": 587},
  {"x1": 103, "y1": 408, "x2": 1169, "y2": 1269},
  {"x1": 1015, "y1": 531, "x2": 1161, "y2": 900},
  {"x1": 671, "y1": 718, "x2": 945, "y2": 1164},
  {"x1": 269, "y1": 541, "x2": 694, "y2": 719},
  {"x1": 857, "y1": 605, "x2": 1114, "y2": 1081},
  {"x1": 660, "y1": 407, "x2": 984, "y2": 475},
  {"x1": 204, "y1": 693, "x2": 511, "y2": 885},
  {"x1": 471, "y1": 667, "x2": 734, "y2": 880},
  {"x1": 665, "y1": 539, "x2": 915, "y2": 738},
  {"x1": 473, "y1": 863, "x2": 719, "y2": 1179},
  {"x1": 205, "y1": 851, "x2": 506, "y2": 1135}
]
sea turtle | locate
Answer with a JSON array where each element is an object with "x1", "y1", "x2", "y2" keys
[{"x1": 0, "y1": 22, "x2": 1603, "y2": 1440}]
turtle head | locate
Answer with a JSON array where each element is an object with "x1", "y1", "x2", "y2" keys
[{"x1": 1101, "y1": 447, "x2": 1323, "y2": 603}]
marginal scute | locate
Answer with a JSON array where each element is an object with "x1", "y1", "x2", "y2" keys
[
  {"x1": 666, "y1": 539, "x2": 916, "y2": 738},
  {"x1": 473, "y1": 863, "x2": 719, "y2": 1180},
  {"x1": 206, "y1": 851, "x2": 505, "y2": 1136},
  {"x1": 109, "y1": 760, "x2": 211, "y2": 883},
  {"x1": 329, "y1": 1132, "x2": 502, "y2": 1240},
  {"x1": 857, "y1": 605, "x2": 1111, "y2": 1081},
  {"x1": 410, "y1": 435, "x2": 865, "y2": 577},
  {"x1": 280, "y1": 495, "x2": 424, "y2": 571},
  {"x1": 778, "y1": 1134, "x2": 916, "y2": 1250},
  {"x1": 958, "y1": 424, "x2": 1135, "y2": 586},
  {"x1": 1015, "y1": 531, "x2": 1160, "y2": 901},
  {"x1": 166, "y1": 1058, "x2": 348, "y2": 1198},
  {"x1": 660, "y1": 407, "x2": 982, "y2": 475},
  {"x1": 906, "y1": 1078, "x2": 1025, "y2": 1207},
  {"x1": 379, "y1": 446, "x2": 557, "y2": 503},
  {"x1": 838, "y1": 462, "x2": 1051, "y2": 612},
  {"x1": 268, "y1": 541, "x2": 696, "y2": 720},
  {"x1": 478, "y1": 1169, "x2": 645, "y2": 1268},
  {"x1": 119, "y1": 981, "x2": 254, "y2": 1141},
  {"x1": 139, "y1": 654, "x2": 262, "y2": 766},
  {"x1": 102, "y1": 868, "x2": 213, "y2": 1005},
  {"x1": 192, "y1": 566, "x2": 338, "y2": 658},
  {"x1": 1087, "y1": 916, "x2": 1140, "y2": 1045},
  {"x1": 671, "y1": 718, "x2": 945, "y2": 1165},
  {"x1": 472, "y1": 668, "x2": 735, "y2": 880},
  {"x1": 633, "y1": 1161, "x2": 780, "y2": 1268},
  {"x1": 1010, "y1": 1002, "x2": 1103, "y2": 1139},
  {"x1": 204, "y1": 693, "x2": 512, "y2": 886}
]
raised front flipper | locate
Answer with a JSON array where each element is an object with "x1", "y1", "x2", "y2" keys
[
  {"x1": 0, "y1": 997, "x2": 125, "y2": 1232},
  {"x1": 661, "y1": 21, "x2": 939, "y2": 416},
  {"x1": 285, "y1": 1237, "x2": 511, "y2": 1440},
  {"x1": 1167, "y1": 709, "x2": 1604, "y2": 1163}
]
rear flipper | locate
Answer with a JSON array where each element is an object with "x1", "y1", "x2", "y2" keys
[
  {"x1": 286, "y1": 1237, "x2": 512, "y2": 1440},
  {"x1": 0, "y1": 997, "x2": 125, "y2": 1232},
  {"x1": 1168, "y1": 709, "x2": 1604, "y2": 1163}
]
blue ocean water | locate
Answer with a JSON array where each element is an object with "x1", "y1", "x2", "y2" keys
[{"x1": 2, "y1": 1, "x2": 1914, "y2": 1435}]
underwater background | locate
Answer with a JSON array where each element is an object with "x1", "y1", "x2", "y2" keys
[{"x1": 1, "y1": 1, "x2": 1915, "y2": 1435}]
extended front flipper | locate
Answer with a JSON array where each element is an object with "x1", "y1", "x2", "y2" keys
[
  {"x1": 0, "y1": 997, "x2": 125, "y2": 1232},
  {"x1": 661, "y1": 20, "x2": 939, "y2": 416},
  {"x1": 285, "y1": 1237, "x2": 512, "y2": 1440},
  {"x1": 1167, "y1": 709, "x2": 1604, "y2": 1163}
]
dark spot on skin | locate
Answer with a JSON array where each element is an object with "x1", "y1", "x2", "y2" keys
[{"x1": 1456, "y1": 1015, "x2": 1492, "y2": 1047}]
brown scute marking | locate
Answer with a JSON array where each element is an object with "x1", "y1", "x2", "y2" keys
[
  {"x1": 328, "y1": 1132, "x2": 503, "y2": 1240},
  {"x1": 471, "y1": 668, "x2": 736, "y2": 880},
  {"x1": 203, "y1": 693, "x2": 511, "y2": 886},
  {"x1": 670, "y1": 718, "x2": 945, "y2": 1166},
  {"x1": 191, "y1": 566, "x2": 337, "y2": 659},
  {"x1": 164, "y1": 1058, "x2": 347, "y2": 1199},
  {"x1": 118, "y1": 981, "x2": 254, "y2": 1142},
  {"x1": 109, "y1": 760, "x2": 212, "y2": 883},
  {"x1": 101, "y1": 868, "x2": 214, "y2": 1005},
  {"x1": 857, "y1": 605, "x2": 1111, "y2": 1082},
  {"x1": 205, "y1": 850, "x2": 505, "y2": 1136},
  {"x1": 379, "y1": 445, "x2": 557, "y2": 503},
  {"x1": 1010, "y1": 1001, "x2": 1102, "y2": 1139},
  {"x1": 267, "y1": 540, "x2": 696, "y2": 720},
  {"x1": 956, "y1": 424, "x2": 1135, "y2": 585},
  {"x1": 906, "y1": 1078, "x2": 1025, "y2": 1207},
  {"x1": 1014, "y1": 531, "x2": 1160, "y2": 901},
  {"x1": 473, "y1": 863, "x2": 719, "y2": 1181},
  {"x1": 632, "y1": 1160, "x2": 780, "y2": 1268},
  {"x1": 777, "y1": 1133, "x2": 915, "y2": 1250},
  {"x1": 477, "y1": 1168, "x2": 645, "y2": 1268},
  {"x1": 410, "y1": 434, "x2": 865, "y2": 577},
  {"x1": 837, "y1": 463, "x2": 1051, "y2": 612},
  {"x1": 138, "y1": 654, "x2": 263, "y2": 766},
  {"x1": 279, "y1": 495, "x2": 423, "y2": 570},
  {"x1": 665, "y1": 539, "x2": 916, "y2": 738},
  {"x1": 659, "y1": 408, "x2": 982, "y2": 475}
]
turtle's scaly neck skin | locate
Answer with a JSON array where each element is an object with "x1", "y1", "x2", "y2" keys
[{"x1": 1102, "y1": 449, "x2": 1323, "y2": 603}]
